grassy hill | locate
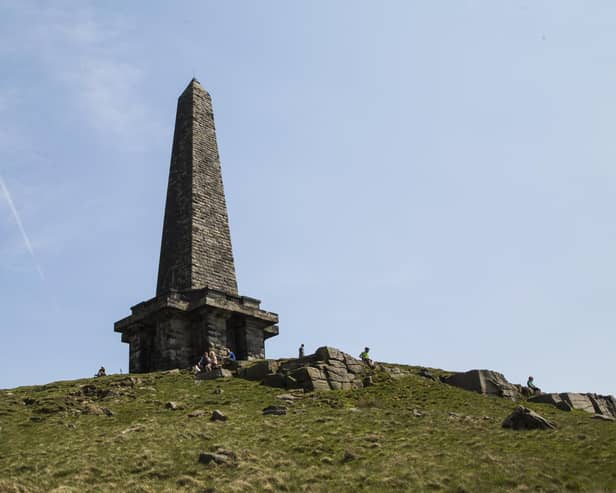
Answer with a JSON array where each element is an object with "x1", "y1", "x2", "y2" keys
[{"x1": 1, "y1": 364, "x2": 615, "y2": 492}]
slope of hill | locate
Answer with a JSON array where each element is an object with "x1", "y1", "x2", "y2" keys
[{"x1": 1, "y1": 364, "x2": 615, "y2": 492}]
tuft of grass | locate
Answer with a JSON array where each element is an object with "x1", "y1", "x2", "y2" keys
[{"x1": 0, "y1": 367, "x2": 615, "y2": 492}]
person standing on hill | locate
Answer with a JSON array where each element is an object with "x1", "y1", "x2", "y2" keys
[
  {"x1": 360, "y1": 347, "x2": 375, "y2": 368},
  {"x1": 299, "y1": 343, "x2": 305, "y2": 358}
]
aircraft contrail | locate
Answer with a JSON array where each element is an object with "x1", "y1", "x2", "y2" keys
[{"x1": 0, "y1": 174, "x2": 45, "y2": 280}]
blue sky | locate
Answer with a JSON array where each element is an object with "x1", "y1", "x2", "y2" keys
[{"x1": 1, "y1": 1, "x2": 616, "y2": 394}]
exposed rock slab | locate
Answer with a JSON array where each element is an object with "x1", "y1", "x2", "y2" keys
[
  {"x1": 195, "y1": 368, "x2": 233, "y2": 380},
  {"x1": 529, "y1": 392, "x2": 616, "y2": 418},
  {"x1": 502, "y1": 406, "x2": 556, "y2": 430},
  {"x1": 444, "y1": 369, "x2": 521, "y2": 400}
]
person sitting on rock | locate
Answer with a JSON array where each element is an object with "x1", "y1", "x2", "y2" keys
[
  {"x1": 360, "y1": 347, "x2": 375, "y2": 368},
  {"x1": 209, "y1": 348, "x2": 219, "y2": 369},
  {"x1": 195, "y1": 352, "x2": 212, "y2": 373},
  {"x1": 527, "y1": 376, "x2": 541, "y2": 394},
  {"x1": 95, "y1": 366, "x2": 106, "y2": 377},
  {"x1": 222, "y1": 347, "x2": 236, "y2": 363}
]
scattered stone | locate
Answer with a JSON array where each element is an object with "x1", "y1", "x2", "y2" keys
[
  {"x1": 321, "y1": 456, "x2": 334, "y2": 464},
  {"x1": 413, "y1": 409, "x2": 423, "y2": 418},
  {"x1": 263, "y1": 405, "x2": 287, "y2": 416},
  {"x1": 165, "y1": 401, "x2": 181, "y2": 411},
  {"x1": 187, "y1": 409, "x2": 207, "y2": 418},
  {"x1": 419, "y1": 369, "x2": 437, "y2": 381},
  {"x1": 195, "y1": 368, "x2": 233, "y2": 380},
  {"x1": 502, "y1": 406, "x2": 556, "y2": 430},
  {"x1": 363, "y1": 376, "x2": 373, "y2": 387},
  {"x1": 211, "y1": 409, "x2": 227, "y2": 421},
  {"x1": 592, "y1": 414, "x2": 615, "y2": 422},
  {"x1": 198, "y1": 452, "x2": 230, "y2": 465},
  {"x1": 276, "y1": 394, "x2": 298, "y2": 401},
  {"x1": 348, "y1": 407, "x2": 360, "y2": 413},
  {"x1": 444, "y1": 369, "x2": 520, "y2": 400},
  {"x1": 213, "y1": 388, "x2": 224, "y2": 394},
  {"x1": 164, "y1": 369, "x2": 181, "y2": 375},
  {"x1": 342, "y1": 450, "x2": 357, "y2": 462},
  {"x1": 83, "y1": 403, "x2": 113, "y2": 416},
  {"x1": 215, "y1": 448, "x2": 237, "y2": 460},
  {"x1": 121, "y1": 424, "x2": 145, "y2": 434}
]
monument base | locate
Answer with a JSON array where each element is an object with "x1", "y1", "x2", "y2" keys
[{"x1": 114, "y1": 288, "x2": 278, "y2": 373}]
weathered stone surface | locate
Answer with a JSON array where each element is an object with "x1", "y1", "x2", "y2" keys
[
  {"x1": 444, "y1": 370, "x2": 520, "y2": 400},
  {"x1": 198, "y1": 452, "x2": 230, "y2": 465},
  {"x1": 315, "y1": 346, "x2": 345, "y2": 362},
  {"x1": 262, "y1": 373, "x2": 286, "y2": 388},
  {"x1": 165, "y1": 401, "x2": 182, "y2": 410},
  {"x1": 211, "y1": 409, "x2": 227, "y2": 421},
  {"x1": 530, "y1": 392, "x2": 616, "y2": 418},
  {"x1": 528, "y1": 393, "x2": 572, "y2": 412},
  {"x1": 195, "y1": 368, "x2": 233, "y2": 380},
  {"x1": 239, "y1": 360, "x2": 279, "y2": 381},
  {"x1": 592, "y1": 414, "x2": 615, "y2": 422},
  {"x1": 263, "y1": 405, "x2": 287, "y2": 416},
  {"x1": 187, "y1": 409, "x2": 206, "y2": 418},
  {"x1": 237, "y1": 347, "x2": 368, "y2": 392},
  {"x1": 502, "y1": 406, "x2": 556, "y2": 430}
]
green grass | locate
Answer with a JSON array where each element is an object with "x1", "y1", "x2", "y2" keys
[{"x1": 0, "y1": 365, "x2": 615, "y2": 492}]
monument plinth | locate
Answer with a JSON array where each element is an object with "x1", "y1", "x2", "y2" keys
[{"x1": 115, "y1": 79, "x2": 279, "y2": 373}]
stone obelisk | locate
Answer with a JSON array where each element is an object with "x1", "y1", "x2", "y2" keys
[{"x1": 115, "y1": 79, "x2": 278, "y2": 373}]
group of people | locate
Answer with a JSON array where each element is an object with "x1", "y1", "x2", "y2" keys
[{"x1": 194, "y1": 346, "x2": 236, "y2": 374}]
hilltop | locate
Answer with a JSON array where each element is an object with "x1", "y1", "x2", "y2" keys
[{"x1": 1, "y1": 360, "x2": 615, "y2": 493}]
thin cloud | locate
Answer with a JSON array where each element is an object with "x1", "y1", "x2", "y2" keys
[{"x1": 0, "y1": 174, "x2": 45, "y2": 280}]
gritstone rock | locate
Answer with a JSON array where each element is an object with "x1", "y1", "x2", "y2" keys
[
  {"x1": 502, "y1": 406, "x2": 556, "y2": 430},
  {"x1": 195, "y1": 368, "x2": 233, "y2": 380},
  {"x1": 263, "y1": 405, "x2": 287, "y2": 416},
  {"x1": 239, "y1": 347, "x2": 367, "y2": 392},
  {"x1": 444, "y1": 369, "x2": 520, "y2": 400},
  {"x1": 529, "y1": 393, "x2": 616, "y2": 418},
  {"x1": 198, "y1": 452, "x2": 230, "y2": 465},
  {"x1": 211, "y1": 409, "x2": 227, "y2": 421}
]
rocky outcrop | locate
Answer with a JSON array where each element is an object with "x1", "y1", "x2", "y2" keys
[
  {"x1": 444, "y1": 369, "x2": 521, "y2": 400},
  {"x1": 502, "y1": 406, "x2": 556, "y2": 430},
  {"x1": 238, "y1": 347, "x2": 367, "y2": 392},
  {"x1": 529, "y1": 393, "x2": 616, "y2": 418},
  {"x1": 195, "y1": 368, "x2": 233, "y2": 380}
]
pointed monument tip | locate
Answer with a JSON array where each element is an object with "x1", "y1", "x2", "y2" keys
[{"x1": 181, "y1": 77, "x2": 207, "y2": 96}]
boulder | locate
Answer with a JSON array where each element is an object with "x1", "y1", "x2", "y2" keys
[
  {"x1": 502, "y1": 406, "x2": 556, "y2": 430},
  {"x1": 195, "y1": 368, "x2": 233, "y2": 380},
  {"x1": 210, "y1": 410, "x2": 227, "y2": 422},
  {"x1": 444, "y1": 370, "x2": 520, "y2": 400},
  {"x1": 262, "y1": 373, "x2": 286, "y2": 388},
  {"x1": 263, "y1": 405, "x2": 287, "y2": 416},
  {"x1": 587, "y1": 394, "x2": 616, "y2": 417},
  {"x1": 592, "y1": 414, "x2": 615, "y2": 422},
  {"x1": 528, "y1": 393, "x2": 573, "y2": 412},
  {"x1": 238, "y1": 360, "x2": 279, "y2": 380},
  {"x1": 530, "y1": 393, "x2": 616, "y2": 418},
  {"x1": 315, "y1": 346, "x2": 346, "y2": 362},
  {"x1": 198, "y1": 452, "x2": 230, "y2": 465}
]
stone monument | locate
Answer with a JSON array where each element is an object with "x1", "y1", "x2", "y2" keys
[{"x1": 115, "y1": 79, "x2": 279, "y2": 373}]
